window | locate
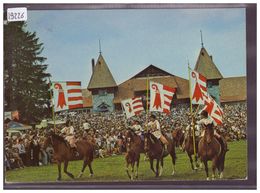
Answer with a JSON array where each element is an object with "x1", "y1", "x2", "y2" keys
[
  {"x1": 207, "y1": 81, "x2": 212, "y2": 88},
  {"x1": 98, "y1": 89, "x2": 107, "y2": 96}
]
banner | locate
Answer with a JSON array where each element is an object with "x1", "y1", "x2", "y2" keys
[
  {"x1": 121, "y1": 97, "x2": 144, "y2": 119},
  {"x1": 202, "y1": 93, "x2": 223, "y2": 125},
  {"x1": 51, "y1": 81, "x2": 83, "y2": 112},
  {"x1": 149, "y1": 81, "x2": 176, "y2": 113},
  {"x1": 190, "y1": 69, "x2": 207, "y2": 104}
]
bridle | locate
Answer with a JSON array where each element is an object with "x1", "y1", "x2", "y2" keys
[
  {"x1": 126, "y1": 131, "x2": 134, "y2": 149},
  {"x1": 144, "y1": 133, "x2": 152, "y2": 151}
]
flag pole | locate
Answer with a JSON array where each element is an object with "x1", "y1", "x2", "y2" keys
[
  {"x1": 48, "y1": 78, "x2": 56, "y2": 131},
  {"x1": 188, "y1": 62, "x2": 197, "y2": 166},
  {"x1": 120, "y1": 102, "x2": 128, "y2": 127},
  {"x1": 146, "y1": 74, "x2": 149, "y2": 130}
]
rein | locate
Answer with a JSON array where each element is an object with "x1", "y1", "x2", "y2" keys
[
  {"x1": 149, "y1": 135, "x2": 155, "y2": 144},
  {"x1": 50, "y1": 136, "x2": 54, "y2": 146}
]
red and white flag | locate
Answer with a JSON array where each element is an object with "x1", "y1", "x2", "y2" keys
[
  {"x1": 202, "y1": 93, "x2": 223, "y2": 125},
  {"x1": 121, "y1": 97, "x2": 144, "y2": 119},
  {"x1": 52, "y1": 81, "x2": 83, "y2": 112},
  {"x1": 149, "y1": 81, "x2": 176, "y2": 114},
  {"x1": 190, "y1": 69, "x2": 207, "y2": 104}
]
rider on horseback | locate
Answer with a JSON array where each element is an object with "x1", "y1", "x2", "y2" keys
[
  {"x1": 61, "y1": 120, "x2": 79, "y2": 157},
  {"x1": 182, "y1": 115, "x2": 201, "y2": 151},
  {"x1": 197, "y1": 110, "x2": 221, "y2": 139},
  {"x1": 147, "y1": 114, "x2": 169, "y2": 154},
  {"x1": 130, "y1": 119, "x2": 143, "y2": 136}
]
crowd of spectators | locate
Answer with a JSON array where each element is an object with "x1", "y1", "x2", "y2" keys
[{"x1": 4, "y1": 102, "x2": 247, "y2": 171}]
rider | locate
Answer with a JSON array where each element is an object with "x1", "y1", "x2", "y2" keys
[
  {"x1": 61, "y1": 120, "x2": 79, "y2": 156},
  {"x1": 182, "y1": 115, "x2": 201, "y2": 151},
  {"x1": 131, "y1": 119, "x2": 143, "y2": 136},
  {"x1": 147, "y1": 114, "x2": 169, "y2": 153},
  {"x1": 197, "y1": 110, "x2": 221, "y2": 139}
]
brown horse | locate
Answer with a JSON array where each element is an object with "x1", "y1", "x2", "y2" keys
[
  {"x1": 172, "y1": 128, "x2": 184, "y2": 149},
  {"x1": 124, "y1": 129, "x2": 144, "y2": 180},
  {"x1": 198, "y1": 123, "x2": 228, "y2": 180},
  {"x1": 182, "y1": 129, "x2": 200, "y2": 171},
  {"x1": 44, "y1": 131, "x2": 94, "y2": 181},
  {"x1": 144, "y1": 132, "x2": 176, "y2": 177}
]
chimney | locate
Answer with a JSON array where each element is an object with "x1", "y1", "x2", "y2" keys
[
  {"x1": 91, "y1": 58, "x2": 95, "y2": 73},
  {"x1": 210, "y1": 55, "x2": 213, "y2": 61}
]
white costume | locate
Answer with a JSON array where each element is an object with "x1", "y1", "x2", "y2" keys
[
  {"x1": 148, "y1": 120, "x2": 162, "y2": 139},
  {"x1": 61, "y1": 126, "x2": 76, "y2": 147},
  {"x1": 131, "y1": 124, "x2": 143, "y2": 135},
  {"x1": 197, "y1": 117, "x2": 218, "y2": 137},
  {"x1": 185, "y1": 124, "x2": 201, "y2": 137}
]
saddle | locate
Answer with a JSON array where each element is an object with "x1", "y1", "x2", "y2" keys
[{"x1": 216, "y1": 136, "x2": 228, "y2": 152}]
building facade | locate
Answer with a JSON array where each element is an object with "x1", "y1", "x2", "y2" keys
[
  {"x1": 87, "y1": 54, "x2": 117, "y2": 112},
  {"x1": 194, "y1": 47, "x2": 223, "y2": 105},
  {"x1": 83, "y1": 48, "x2": 246, "y2": 111}
]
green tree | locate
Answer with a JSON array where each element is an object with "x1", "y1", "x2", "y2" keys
[{"x1": 4, "y1": 21, "x2": 51, "y2": 123}]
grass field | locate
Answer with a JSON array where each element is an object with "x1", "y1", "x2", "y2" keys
[{"x1": 5, "y1": 140, "x2": 247, "y2": 183}]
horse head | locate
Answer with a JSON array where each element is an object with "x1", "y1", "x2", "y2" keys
[
  {"x1": 43, "y1": 135, "x2": 53, "y2": 150},
  {"x1": 144, "y1": 132, "x2": 156, "y2": 152},
  {"x1": 143, "y1": 132, "x2": 150, "y2": 152},
  {"x1": 172, "y1": 129, "x2": 181, "y2": 146},
  {"x1": 43, "y1": 130, "x2": 65, "y2": 150},
  {"x1": 204, "y1": 123, "x2": 214, "y2": 144},
  {"x1": 125, "y1": 130, "x2": 134, "y2": 151}
]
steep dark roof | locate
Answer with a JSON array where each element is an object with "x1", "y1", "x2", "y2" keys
[
  {"x1": 113, "y1": 65, "x2": 189, "y2": 103},
  {"x1": 87, "y1": 54, "x2": 117, "y2": 89},
  {"x1": 194, "y1": 47, "x2": 223, "y2": 80},
  {"x1": 131, "y1": 64, "x2": 173, "y2": 79}
]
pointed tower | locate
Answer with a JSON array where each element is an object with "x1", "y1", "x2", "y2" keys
[
  {"x1": 87, "y1": 53, "x2": 117, "y2": 112},
  {"x1": 194, "y1": 47, "x2": 223, "y2": 104}
]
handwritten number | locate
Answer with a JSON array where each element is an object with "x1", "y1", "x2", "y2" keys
[{"x1": 7, "y1": 8, "x2": 26, "y2": 21}]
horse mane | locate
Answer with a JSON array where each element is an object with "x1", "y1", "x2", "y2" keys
[
  {"x1": 147, "y1": 132, "x2": 159, "y2": 143},
  {"x1": 128, "y1": 129, "x2": 137, "y2": 136},
  {"x1": 206, "y1": 123, "x2": 214, "y2": 130},
  {"x1": 51, "y1": 133, "x2": 67, "y2": 145}
]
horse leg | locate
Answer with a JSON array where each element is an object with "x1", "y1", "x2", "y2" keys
[
  {"x1": 57, "y1": 161, "x2": 62, "y2": 181},
  {"x1": 188, "y1": 153, "x2": 194, "y2": 170},
  {"x1": 78, "y1": 159, "x2": 88, "y2": 178},
  {"x1": 88, "y1": 162, "x2": 94, "y2": 177},
  {"x1": 155, "y1": 159, "x2": 160, "y2": 177},
  {"x1": 203, "y1": 160, "x2": 210, "y2": 180},
  {"x1": 125, "y1": 162, "x2": 131, "y2": 179},
  {"x1": 159, "y1": 158, "x2": 163, "y2": 177},
  {"x1": 149, "y1": 159, "x2": 156, "y2": 174},
  {"x1": 171, "y1": 152, "x2": 176, "y2": 175},
  {"x1": 131, "y1": 162, "x2": 135, "y2": 180},
  {"x1": 63, "y1": 160, "x2": 74, "y2": 179},
  {"x1": 219, "y1": 159, "x2": 224, "y2": 179},
  {"x1": 212, "y1": 157, "x2": 218, "y2": 180},
  {"x1": 135, "y1": 156, "x2": 140, "y2": 179},
  {"x1": 195, "y1": 154, "x2": 200, "y2": 169}
]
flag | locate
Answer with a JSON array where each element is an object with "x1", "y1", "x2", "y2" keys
[
  {"x1": 149, "y1": 81, "x2": 176, "y2": 114},
  {"x1": 51, "y1": 81, "x2": 83, "y2": 112},
  {"x1": 202, "y1": 93, "x2": 223, "y2": 125},
  {"x1": 121, "y1": 97, "x2": 144, "y2": 119},
  {"x1": 190, "y1": 69, "x2": 207, "y2": 104}
]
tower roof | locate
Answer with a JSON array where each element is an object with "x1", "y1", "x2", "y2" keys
[
  {"x1": 194, "y1": 47, "x2": 223, "y2": 80},
  {"x1": 87, "y1": 54, "x2": 117, "y2": 90}
]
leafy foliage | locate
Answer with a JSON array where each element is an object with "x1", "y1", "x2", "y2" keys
[{"x1": 4, "y1": 21, "x2": 51, "y2": 123}]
